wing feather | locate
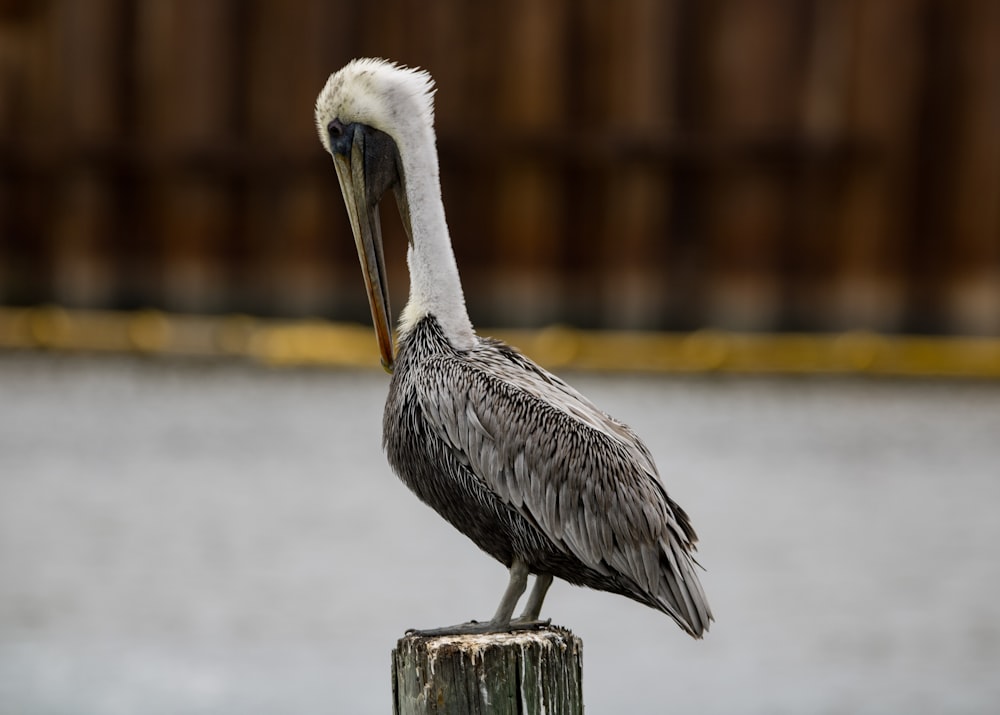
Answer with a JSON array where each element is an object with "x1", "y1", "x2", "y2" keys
[{"x1": 414, "y1": 339, "x2": 711, "y2": 632}]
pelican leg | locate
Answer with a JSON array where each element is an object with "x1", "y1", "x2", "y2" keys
[
  {"x1": 513, "y1": 573, "x2": 553, "y2": 624},
  {"x1": 407, "y1": 559, "x2": 549, "y2": 636},
  {"x1": 489, "y1": 557, "x2": 530, "y2": 624}
]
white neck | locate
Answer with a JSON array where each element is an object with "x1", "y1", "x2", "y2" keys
[{"x1": 396, "y1": 123, "x2": 476, "y2": 349}]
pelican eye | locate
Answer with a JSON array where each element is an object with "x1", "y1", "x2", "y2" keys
[{"x1": 327, "y1": 119, "x2": 355, "y2": 156}]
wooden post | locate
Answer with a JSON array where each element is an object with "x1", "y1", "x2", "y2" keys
[{"x1": 391, "y1": 627, "x2": 583, "y2": 715}]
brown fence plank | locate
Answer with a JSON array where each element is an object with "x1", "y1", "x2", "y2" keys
[
  {"x1": 699, "y1": 0, "x2": 806, "y2": 330},
  {"x1": 240, "y1": 0, "x2": 352, "y2": 316},
  {"x1": 833, "y1": 0, "x2": 925, "y2": 331},
  {"x1": 135, "y1": 0, "x2": 240, "y2": 311},
  {"x1": 0, "y1": 0, "x2": 59, "y2": 303},
  {"x1": 587, "y1": 0, "x2": 677, "y2": 328},
  {"x1": 786, "y1": 0, "x2": 856, "y2": 330},
  {"x1": 49, "y1": 0, "x2": 124, "y2": 308},
  {"x1": 490, "y1": 0, "x2": 570, "y2": 326},
  {"x1": 945, "y1": 0, "x2": 1000, "y2": 334}
]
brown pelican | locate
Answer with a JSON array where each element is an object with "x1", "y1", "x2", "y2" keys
[{"x1": 315, "y1": 58, "x2": 712, "y2": 638}]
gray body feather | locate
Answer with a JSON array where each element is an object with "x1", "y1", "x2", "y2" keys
[{"x1": 384, "y1": 316, "x2": 712, "y2": 637}]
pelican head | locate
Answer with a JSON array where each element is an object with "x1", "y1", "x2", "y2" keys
[{"x1": 315, "y1": 59, "x2": 437, "y2": 373}]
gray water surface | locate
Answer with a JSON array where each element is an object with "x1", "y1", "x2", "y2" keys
[{"x1": 1, "y1": 353, "x2": 999, "y2": 714}]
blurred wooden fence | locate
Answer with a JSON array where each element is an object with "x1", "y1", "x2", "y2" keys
[{"x1": 0, "y1": 0, "x2": 997, "y2": 334}]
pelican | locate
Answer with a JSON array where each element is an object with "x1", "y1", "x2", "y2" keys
[{"x1": 315, "y1": 58, "x2": 712, "y2": 638}]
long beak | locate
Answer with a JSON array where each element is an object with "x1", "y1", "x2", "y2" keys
[{"x1": 332, "y1": 130, "x2": 396, "y2": 373}]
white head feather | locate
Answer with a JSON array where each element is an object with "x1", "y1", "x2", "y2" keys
[
  {"x1": 316, "y1": 58, "x2": 475, "y2": 349},
  {"x1": 315, "y1": 58, "x2": 436, "y2": 157}
]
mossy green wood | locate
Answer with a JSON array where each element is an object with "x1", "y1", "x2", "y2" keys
[{"x1": 392, "y1": 628, "x2": 583, "y2": 715}]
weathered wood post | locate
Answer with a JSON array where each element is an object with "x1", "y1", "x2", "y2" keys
[{"x1": 391, "y1": 627, "x2": 583, "y2": 715}]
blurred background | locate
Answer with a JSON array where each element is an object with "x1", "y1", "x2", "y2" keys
[
  {"x1": 1, "y1": 0, "x2": 997, "y2": 334},
  {"x1": 2, "y1": 1, "x2": 1000, "y2": 714}
]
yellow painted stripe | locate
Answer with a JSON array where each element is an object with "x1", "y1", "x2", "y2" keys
[{"x1": 1, "y1": 306, "x2": 998, "y2": 378}]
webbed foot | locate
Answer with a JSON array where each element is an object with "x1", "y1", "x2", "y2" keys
[{"x1": 406, "y1": 618, "x2": 551, "y2": 637}]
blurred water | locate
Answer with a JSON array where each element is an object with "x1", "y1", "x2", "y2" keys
[{"x1": 1, "y1": 353, "x2": 999, "y2": 714}]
